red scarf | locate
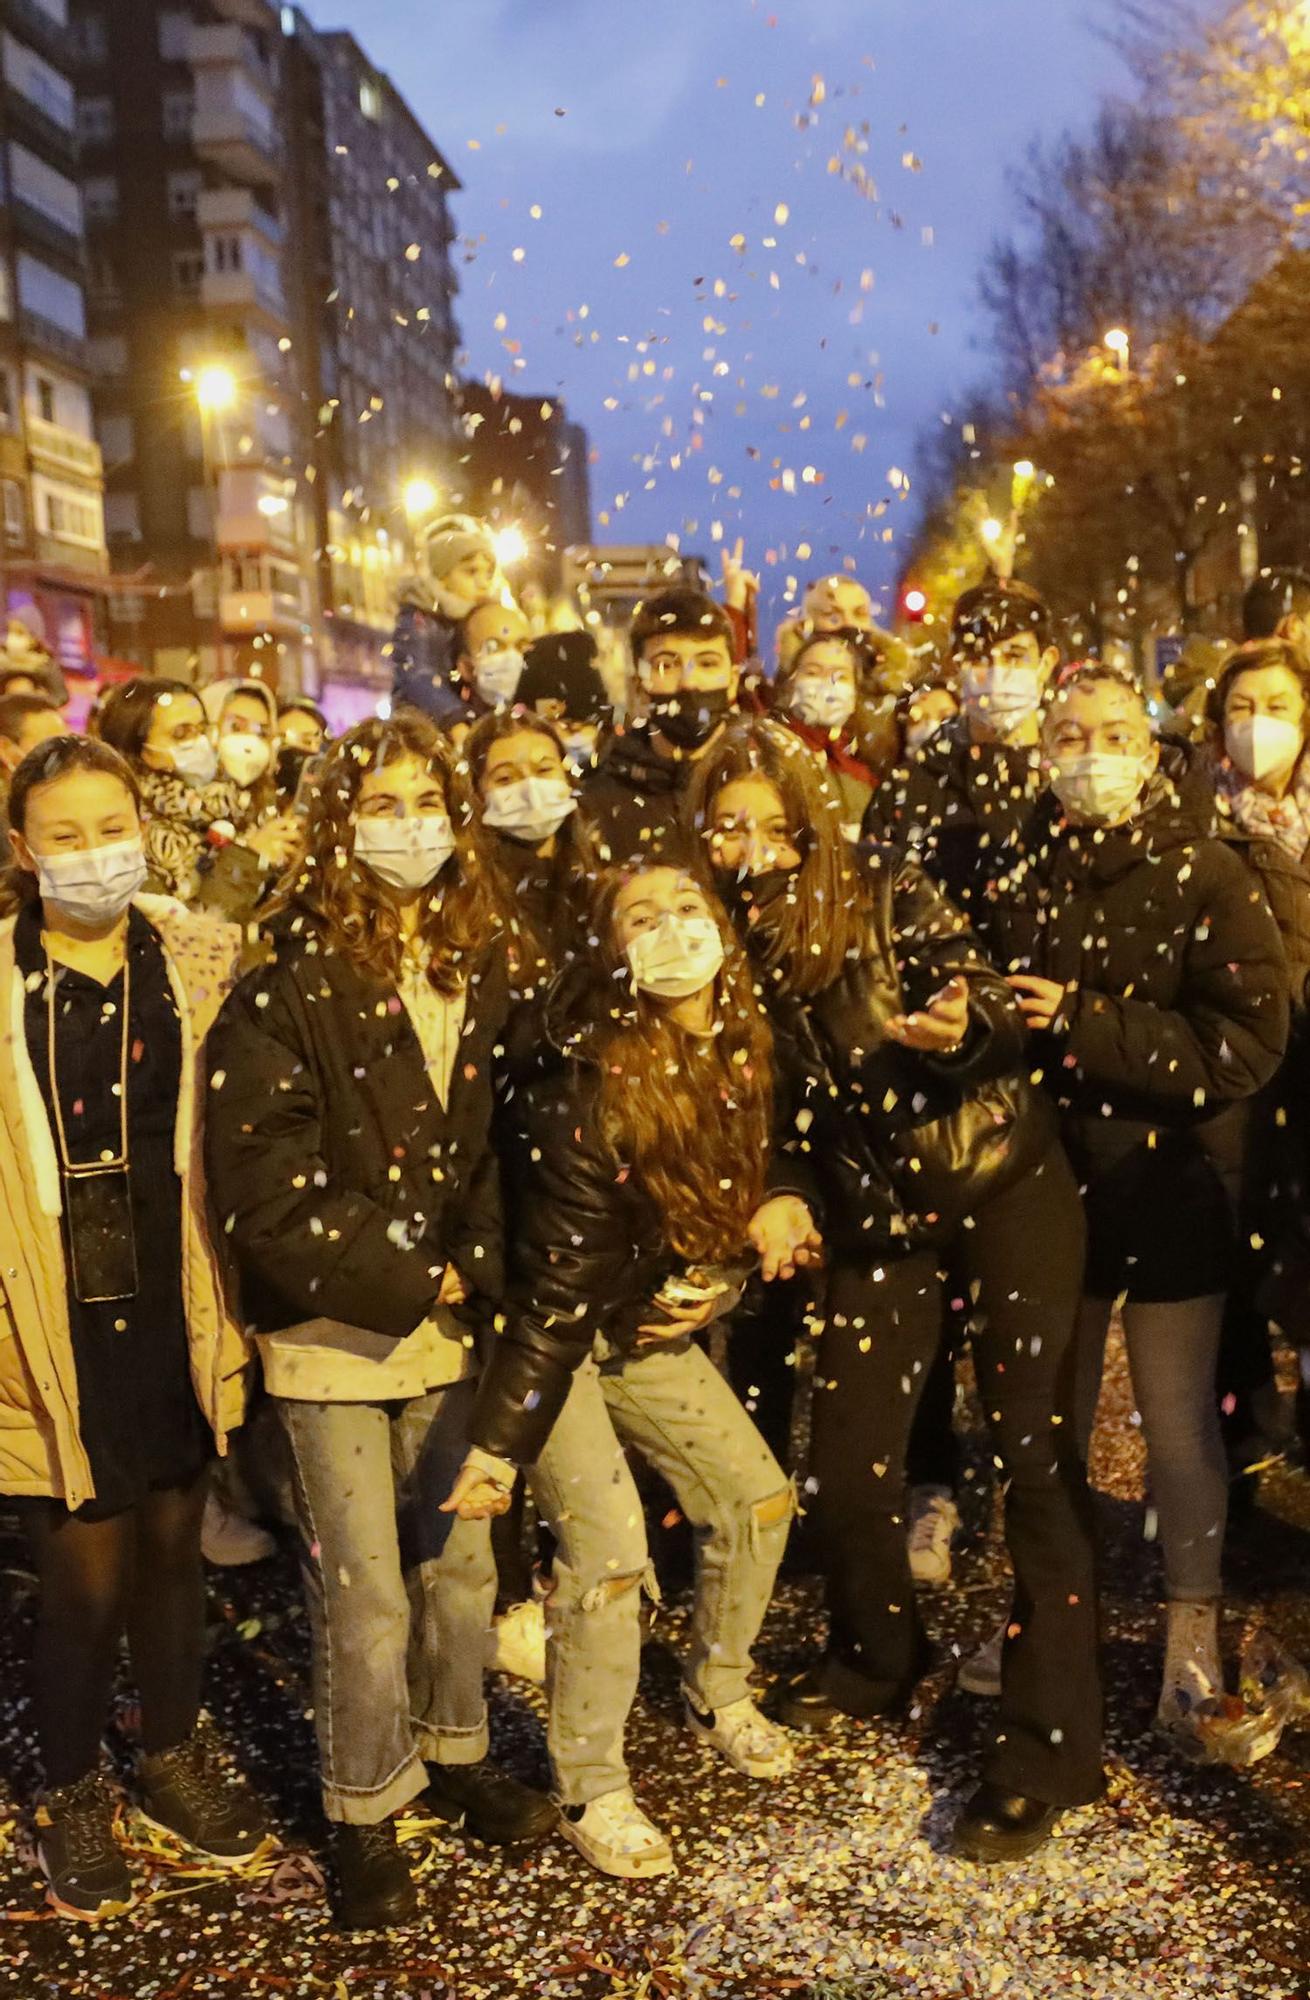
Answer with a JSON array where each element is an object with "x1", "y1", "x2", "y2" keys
[{"x1": 778, "y1": 710, "x2": 878, "y2": 790}]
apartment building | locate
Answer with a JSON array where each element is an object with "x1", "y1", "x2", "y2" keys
[{"x1": 0, "y1": 0, "x2": 107, "y2": 674}]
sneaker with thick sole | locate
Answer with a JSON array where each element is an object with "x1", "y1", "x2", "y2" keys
[
  {"x1": 138, "y1": 1731, "x2": 273, "y2": 1864},
  {"x1": 685, "y1": 1693, "x2": 796, "y2": 1778},
  {"x1": 958, "y1": 1617, "x2": 1007, "y2": 1698},
  {"x1": 485, "y1": 1597, "x2": 547, "y2": 1684},
  {"x1": 423, "y1": 1760, "x2": 556, "y2": 1845},
  {"x1": 36, "y1": 1771, "x2": 134, "y2": 1922},
  {"x1": 907, "y1": 1485, "x2": 960, "y2": 1587},
  {"x1": 201, "y1": 1492, "x2": 277, "y2": 1567},
  {"x1": 329, "y1": 1819, "x2": 418, "y2": 1931},
  {"x1": 561, "y1": 1787, "x2": 674, "y2": 1879}
]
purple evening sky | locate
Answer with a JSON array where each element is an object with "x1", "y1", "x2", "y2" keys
[{"x1": 320, "y1": 0, "x2": 1131, "y2": 625}]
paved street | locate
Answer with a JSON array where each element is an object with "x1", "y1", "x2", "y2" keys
[{"x1": 2, "y1": 1333, "x2": 1308, "y2": 2000}]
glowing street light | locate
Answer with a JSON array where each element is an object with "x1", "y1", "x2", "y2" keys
[
  {"x1": 1103, "y1": 326, "x2": 1131, "y2": 364},
  {"x1": 403, "y1": 477, "x2": 438, "y2": 520},
  {"x1": 193, "y1": 363, "x2": 238, "y2": 414},
  {"x1": 1012, "y1": 459, "x2": 1036, "y2": 482},
  {"x1": 492, "y1": 523, "x2": 529, "y2": 568},
  {"x1": 980, "y1": 516, "x2": 1004, "y2": 547}
]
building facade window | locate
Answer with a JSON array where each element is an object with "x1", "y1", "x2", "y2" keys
[
  {"x1": 158, "y1": 11, "x2": 193, "y2": 61},
  {"x1": 166, "y1": 169, "x2": 201, "y2": 218},
  {"x1": 2, "y1": 480, "x2": 25, "y2": 543},
  {"x1": 1, "y1": 35, "x2": 76, "y2": 132},
  {"x1": 84, "y1": 175, "x2": 119, "y2": 222},
  {"x1": 162, "y1": 90, "x2": 195, "y2": 141},
  {"x1": 76, "y1": 96, "x2": 116, "y2": 145},
  {"x1": 8, "y1": 144, "x2": 83, "y2": 239},
  {"x1": 171, "y1": 249, "x2": 204, "y2": 291},
  {"x1": 16, "y1": 253, "x2": 86, "y2": 338}
]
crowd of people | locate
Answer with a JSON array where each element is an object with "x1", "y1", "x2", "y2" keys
[{"x1": 2, "y1": 507, "x2": 1308, "y2": 1933}]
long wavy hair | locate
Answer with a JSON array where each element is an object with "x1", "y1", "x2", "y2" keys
[
  {"x1": 580, "y1": 864, "x2": 774, "y2": 1265},
  {"x1": 686, "y1": 717, "x2": 872, "y2": 997},
  {"x1": 464, "y1": 707, "x2": 602, "y2": 971},
  {"x1": 274, "y1": 711, "x2": 499, "y2": 995}
]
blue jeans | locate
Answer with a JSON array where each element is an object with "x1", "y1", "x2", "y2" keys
[{"x1": 278, "y1": 1379, "x2": 496, "y2": 1824}]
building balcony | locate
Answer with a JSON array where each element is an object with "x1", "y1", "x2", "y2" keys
[
  {"x1": 200, "y1": 265, "x2": 288, "y2": 335},
  {"x1": 192, "y1": 92, "x2": 279, "y2": 187},
  {"x1": 221, "y1": 586, "x2": 305, "y2": 636},
  {"x1": 27, "y1": 415, "x2": 103, "y2": 483},
  {"x1": 17, "y1": 307, "x2": 88, "y2": 373},
  {"x1": 2, "y1": 86, "x2": 77, "y2": 171},
  {"x1": 215, "y1": 466, "x2": 298, "y2": 551},
  {"x1": 6, "y1": 0, "x2": 72, "y2": 75},
  {"x1": 34, "y1": 533, "x2": 108, "y2": 576},
  {"x1": 10, "y1": 196, "x2": 85, "y2": 271},
  {"x1": 209, "y1": 0, "x2": 280, "y2": 31},
  {"x1": 187, "y1": 20, "x2": 276, "y2": 97},
  {"x1": 196, "y1": 184, "x2": 281, "y2": 244}
]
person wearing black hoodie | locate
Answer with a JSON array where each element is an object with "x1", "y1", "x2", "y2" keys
[
  {"x1": 582, "y1": 588, "x2": 740, "y2": 867},
  {"x1": 864, "y1": 578, "x2": 1060, "y2": 911},
  {"x1": 687, "y1": 719, "x2": 1103, "y2": 1865},
  {"x1": 979, "y1": 666, "x2": 1289, "y2": 1762}
]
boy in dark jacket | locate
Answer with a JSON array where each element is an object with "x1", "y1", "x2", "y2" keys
[
  {"x1": 583, "y1": 587, "x2": 741, "y2": 866},
  {"x1": 389, "y1": 514, "x2": 507, "y2": 727},
  {"x1": 866, "y1": 577, "x2": 1060, "y2": 911}
]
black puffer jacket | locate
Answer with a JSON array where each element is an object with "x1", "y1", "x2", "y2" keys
[
  {"x1": 862, "y1": 716, "x2": 1045, "y2": 911},
  {"x1": 468, "y1": 1002, "x2": 818, "y2": 1465},
  {"x1": 752, "y1": 846, "x2": 1055, "y2": 1257},
  {"x1": 977, "y1": 778, "x2": 1289, "y2": 1190},
  {"x1": 581, "y1": 720, "x2": 702, "y2": 867},
  {"x1": 205, "y1": 913, "x2": 510, "y2": 1339}
]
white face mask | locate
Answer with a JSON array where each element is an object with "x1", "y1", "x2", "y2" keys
[
  {"x1": 961, "y1": 664, "x2": 1042, "y2": 728},
  {"x1": 354, "y1": 812, "x2": 455, "y2": 891},
  {"x1": 482, "y1": 774, "x2": 576, "y2": 844},
  {"x1": 1226, "y1": 714, "x2": 1303, "y2": 784},
  {"x1": 625, "y1": 912, "x2": 725, "y2": 1000},
  {"x1": 36, "y1": 838, "x2": 147, "y2": 928},
  {"x1": 905, "y1": 717, "x2": 947, "y2": 756},
  {"x1": 1051, "y1": 751, "x2": 1149, "y2": 824},
  {"x1": 473, "y1": 649, "x2": 526, "y2": 708},
  {"x1": 170, "y1": 736, "x2": 218, "y2": 786},
  {"x1": 217, "y1": 731, "x2": 273, "y2": 787},
  {"x1": 788, "y1": 677, "x2": 856, "y2": 732}
]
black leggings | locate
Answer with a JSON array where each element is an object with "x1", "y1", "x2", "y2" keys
[
  {"x1": 810, "y1": 1145, "x2": 1103, "y2": 1807},
  {"x1": 20, "y1": 1467, "x2": 210, "y2": 1788}
]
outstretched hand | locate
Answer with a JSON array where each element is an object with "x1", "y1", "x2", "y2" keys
[
  {"x1": 748, "y1": 1194, "x2": 824, "y2": 1283},
  {"x1": 886, "y1": 975, "x2": 970, "y2": 1054}
]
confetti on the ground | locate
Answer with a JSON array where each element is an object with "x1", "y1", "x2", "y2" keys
[{"x1": 0, "y1": 1329, "x2": 1307, "y2": 1997}]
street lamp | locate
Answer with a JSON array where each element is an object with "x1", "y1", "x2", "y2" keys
[
  {"x1": 403, "y1": 477, "x2": 438, "y2": 520},
  {"x1": 1012, "y1": 459, "x2": 1036, "y2": 483},
  {"x1": 185, "y1": 363, "x2": 241, "y2": 675},
  {"x1": 194, "y1": 363, "x2": 238, "y2": 415},
  {"x1": 492, "y1": 523, "x2": 529, "y2": 568},
  {"x1": 980, "y1": 517, "x2": 1004, "y2": 547},
  {"x1": 1103, "y1": 326, "x2": 1131, "y2": 367}
]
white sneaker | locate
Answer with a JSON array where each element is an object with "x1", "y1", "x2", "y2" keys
[
  {"x1": 201, "y1": 1493, "x2": 276, "y2": 1568},
  {"x1": 560, "y1": 1787, "x2": 674, "y2": 1879},
  {"x1": 485, "y1": 1598, "x2": 547, "y2": 1684},
  {"x1": 685, "y1": 1694, "x2": 796, "y2": 1779},
  {"x1": 906, "y1": 1485, "x2": 960, "y2": 1586},
  {"x1": 958, "y1": 1616, "x2": 1007, "y2": 1698}
]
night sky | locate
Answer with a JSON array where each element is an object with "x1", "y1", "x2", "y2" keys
[{"x1": 322, "y1": 0, "x2": 1130, "y2": 625}]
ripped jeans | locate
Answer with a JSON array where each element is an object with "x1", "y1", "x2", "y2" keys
[{"x1": 527, "y1": 1344, "x2": 792, "y2": 1807}]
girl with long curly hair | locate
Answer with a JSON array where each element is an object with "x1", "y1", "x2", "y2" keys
[
  {"x1": 441, "y1": 860, "x2": 822, "y2": 1882},
  {"x1": 204, "y1": 712, "x2": 554, "y2": 1930}
]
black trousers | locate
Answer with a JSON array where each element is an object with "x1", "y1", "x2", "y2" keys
[{"x1": 809, "y1": 1145, "x2": 1103, "y2": 1807}]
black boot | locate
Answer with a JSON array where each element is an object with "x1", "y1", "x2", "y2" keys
[
  {"x1": 423, "y1": 1761, "x2": 556, "y2": 1846},
  {"x1": 36, "y1": 1771, "x2": 134, "y2": 1922},
  {"x1": 775, "y1": 1639, "x2": 931, "y2": 1733},
  {"x1": 952, "y1": 1782, "x2": 1062, "y2": 1863},
  {"x1": 329, "y1": 1819, "x2": 418, "y2": 1930}
]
